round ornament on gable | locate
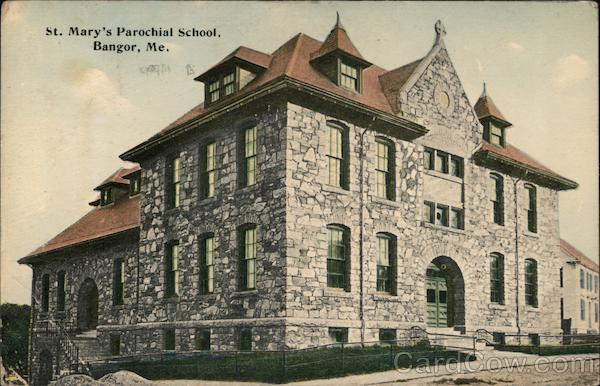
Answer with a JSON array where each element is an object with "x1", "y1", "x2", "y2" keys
[{"x1": 434, "y1": 82, "x2": 455, "y2": 117}]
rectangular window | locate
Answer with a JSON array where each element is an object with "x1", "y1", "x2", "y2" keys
[
  {"x1": 490, "y1": 254, "x2": 504, "y2": 304},
  {"x1": 101, "y1": 188, "x2": 113, "y2": 206},
  {"x1": 223, "y1": 72, "x2": 235, "y2": 96},
  {"x1": 525, "y1": 259, "x2": 538, "y2": 307},
  {"x1": 201, "y1": 142, "x2": 216, "y2": 198},
  {"x1": 200, "y1": 235, "x2": 214, "y2": 295},
  {"x1": 328, "y1": 125, "x2": 346, "y2": 188},
  {"x1": 208, "y1": 80, "x2": 220, "y2": 103},
  {"x1": 240, "y1": 227, "x2": 256, "y2": 290},
  {"x1": 525, "y1": 185, "x2": 537, "y2": 233},
  {"x1": 340, "y1": 61, "x2": 358, "y2": 91},
  {"x1": 239, "y1": 328, "x2": 252, "y2": 351},
  {"x1": 423, "y1": 201, "x2": 435, "y2": 224},
  {"x1": 424, "y1": 148, "x2": 434, "y2": 170},
  {"x1": 435, "y1": 204, "x2": 449, "y2": 227},
  {"x1": 242, "y1": 127, "x2": 257, "y2": 187},
  {"x1": 490, "y1": 124, "x2": 503, "y2": 146},
  {"x1": 110, "y1": 334, "x2": 121, "y2": 356},
  {"x1": 493, "y1": 332, "x2": 506, "y2": 346},
  {"x1": 434, "y1": 151, "x2": 449, "y2": 174},
  {"x1": 113, "y1": 259, "x2": 125, "y2": 306},
  {"x1": 559, "y1": 268, "x2": 563, "y2": 288},
  {"x1": 379, "y1": 329, "x2": 396, "y2": 344},
  {"x1": 165, "y1": 243, "x2": 180, "y2": 297},
  {"x1": 57, "y1": 271, "x2": 66, "y2": 312},
  {"x1": 129, "y1": 174, "x2": 141, "y2": 196},
  {"x1": 328, "y1": 327, "x2": 348, "y2": 344},
  {"x1": 595, "y1": 303, "x2": 598, "y2": 323},
  {"x1": 528, "y1": 333, "x2": 540, "y2": 347},
  {"x1": 595, "y1": 276, "x2": 598, "y2": 293},
  {"x1": 167, "y1": 155, "x2": 181, "y2": 209},
  {"x1": 41, "y1": 274, "x2": 50, "y2": 313},
  {"x1": 376, "y1": 235, "x2": 394, "y2": 294},
  {"x1": 580, "y1": 299, "x2": 586, "y2": 321},
  {"x1": 560, "y1": 298, "x2": 564, "y2": 320},
  {"x1": 491, "y1": 175, "x2": 504, "y2": 225},
  {"x1": 327, "y1": 226, "x2": 348, "y2": 290},
  {"x1": 195, "y1": 329, "x2": 211, "y2": 351},
  {"x1": 164, "y1": 329, "x2": 176, "y2": 351},
  {"x1": 450, "y1": 156, "x2": 462, "y2": 177},
  {"x1": 450, "y1": 208, "x2": 464, "y2": 230},
  {"x1": 580, "y1": 269, "x2": 585, "y2": 289},
  {"x1": 376, "y1": 140, "x2": 394, "y2": 200}
]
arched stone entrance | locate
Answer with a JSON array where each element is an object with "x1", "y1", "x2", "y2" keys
[
  {"x1": 77, "y1": 278, "x2": 98, "y2": 331},
  {"x1": 37, "y1": 350, "x2": 53, "y2": 385},
  {"x1": 425, "y1": 256, "x2": 465, "y2": 328}
]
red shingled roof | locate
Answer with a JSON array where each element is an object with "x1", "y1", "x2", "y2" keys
[
  {"x1": 310, "y1": 21, "x2": 368, "y2": 64},
  {"x1": 94, "y1": 167, "x2": 139, "y2": 190},
  {"x1": 474, "y1": 94, "x2": 511, "y2": 127},
  {"x1": 479, "y1": 142, "x2": 554, "y2": 174},
  {"x1": 196, "y1": 46, "x2": 272, "y2": 82},
  {"x1": 20, "y1": 195, "x2": 140, "y2": 262},
  {"x1": 561, "y1": 239, "x2": 599, "y2": 273},
  {"x1": 146, "y1": 31, "x2": 399, "y2": 144}
]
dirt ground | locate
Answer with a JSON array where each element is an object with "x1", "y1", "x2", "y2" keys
[{"x1": 393, "y1": 359, "x2": 600, "y2": 386}]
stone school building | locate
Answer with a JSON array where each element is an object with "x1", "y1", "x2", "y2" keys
[{"x1": 20, "y1": 19, "x2": 578, "y2": 384}]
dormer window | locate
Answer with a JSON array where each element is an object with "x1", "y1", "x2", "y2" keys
[
  {"x1": 223, "y1": 73, "x2": 235, "y2": 96},
  {"x1": 129, "y1": 173, "x2": 141, "y2": 196},
  {"x1": 206, "y1": 72, "x2": 237, "y2": 105},
  {"x1": 100, "y1": 188, "x2": 113, "y2": 206},
  {"x1": 339, "y1": 61, "x2": 359, "y2": 91},
  {"x1": 208, "y1": 80, "x2": 220, "y2": 103},
  {"x1": 489, "y1": 123, "x2": 505, "y2": 147}
]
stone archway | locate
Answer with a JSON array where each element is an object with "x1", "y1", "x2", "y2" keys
[
  {"x1": 77, "y1": 278, "x2": 98, "y2": 332},
  {"x1": 425, "y1": 256, "x2": 465, "y2": 328},
  {"x1": 37, "y1": 349, "x2": 53, "y2": 385}
]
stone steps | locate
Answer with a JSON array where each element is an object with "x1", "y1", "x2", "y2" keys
[{"x1": 426, "y1": 327, "x2": 491, "y2": 351}]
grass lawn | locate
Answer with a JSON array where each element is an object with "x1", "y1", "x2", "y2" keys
[{"x1": 89, "y1": 343, "x2": 476, "y2": 383}]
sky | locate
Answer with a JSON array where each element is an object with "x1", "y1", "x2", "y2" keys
[{"x1": 1, "y1": 1, "x2": 598, "y2": 304}]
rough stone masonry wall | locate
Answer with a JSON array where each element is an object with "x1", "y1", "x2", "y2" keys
[
  {"x1": 284, "y1": 46, "x2": 562, "y2": 347},
  {"x1": 401, "y1": 46, "x2": 562, "y2": 336},
  {"x1": 135, "y1": 101, "x2": 288, "y2": 352},
  {"x1": 29, "y1": 234, "x2": 138, "y2": 382}
]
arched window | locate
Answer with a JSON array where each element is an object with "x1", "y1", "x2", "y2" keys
[
  {"x1": 56, "y1": 271, "x2": 66, "y2": 312},
  {"x1": 327, "y1": 122, "x2": 349, "y2": 189},
  {"x1": 199, "y1": 233, "x2": 215, "y2": 294},
  {"x1": 524, "y1": 184, "x2": 537, "y2": 233},
  {"x1": 375, "y1": 138, "x2": 395, "y2": 200},
  {"x1": 376, "y1": 233, "x2": 396, "y2": 294},
  {"x1": 41, "y1": 274, "x2": 50, "y2": 313},
  {"x1": 327, "y1": 224, "x2": 350, "y2": 291},
  {"x1": 489, "y1": 253, "x2": 504, "y2": 304},
  {"x1": 524, "y1": 258, "x2": 538, "y2": 307},
  {"x1": 490, "y1": 174, "x2": 504, "y2": 225}
]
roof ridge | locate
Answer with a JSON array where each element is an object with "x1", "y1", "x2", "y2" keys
[{"x1": 283, "y1": 33, "x2": 305, "y2": 77}]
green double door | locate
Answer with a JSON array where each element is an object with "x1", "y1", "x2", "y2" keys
[{"x1": 426, "y1": 264, "x2": 448, "y2": 327}]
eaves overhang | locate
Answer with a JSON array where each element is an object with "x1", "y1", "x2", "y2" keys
[
  {"x1": 474, "y1": 149, "x2": 578, "y2": 191},
  {"x1": 120, "y1": 76, "x2": 427, "y2": 162},
  {"x1": 18, "y1": 226, "x2": 139, "y2": 265}
]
